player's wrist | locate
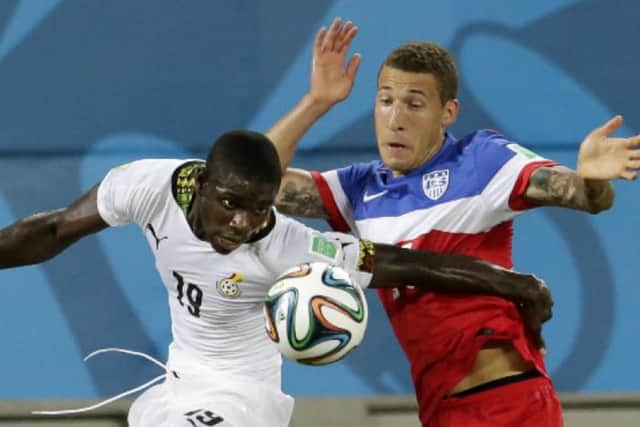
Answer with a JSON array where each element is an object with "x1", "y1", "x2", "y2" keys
[{"x1": 303, "y1": 92, "x2": 338, "y2": 112}]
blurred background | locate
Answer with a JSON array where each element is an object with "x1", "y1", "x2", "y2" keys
[{"x1": 0, "y1": 0, "x2": 639, "y2": 425}]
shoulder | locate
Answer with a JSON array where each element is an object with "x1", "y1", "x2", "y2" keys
[
  {"x1": 452, "y1": 130, "x2": 520, "y2": 169},
  {"x1": 335, "y1": 160, "x2": 380, "y2": 185},
  {"x1": 458, "y1": 129, "x2": 515, "y2": 152},
  {"x1": 254, "y1": 211, "x2": 311, "y2": 271},
  {"x1": 98, "y1": 158, "x2": 203, "y2": 221},
  {"x1": 268, "y1": 210, "x2": 310, "y2": 240},
  {"x1": 104, "y1": 158, "x2": 201, "y2": 187}
]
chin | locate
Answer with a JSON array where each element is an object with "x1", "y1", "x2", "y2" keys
[{"x1": 381, "y1": 158, "x2": 411, "y2": 174}]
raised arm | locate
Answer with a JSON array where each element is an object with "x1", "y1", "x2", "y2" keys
[
  {"x1": 0, "y1": 185, "x2": 108, "y2": 268},
  {"x1": 523, "y1": 116, "x2": 640, "y2": 213},
  {"x1": 367, "y1": 242, "x2": 552, "y2": 330},
  {"x1": 267, "y1": 18, "x2": 361, "y2": 172}
]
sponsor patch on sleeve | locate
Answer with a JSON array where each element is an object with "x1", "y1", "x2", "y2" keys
[
  {"x1": 113, "y1": 162, "x2": 131, "y2": 171},
  {"x1": 507, "y1": 143, "x2": 542, "y2": 160},
  {"x1": 309, "y1": 235, "x2": 339, "y2": 261}
]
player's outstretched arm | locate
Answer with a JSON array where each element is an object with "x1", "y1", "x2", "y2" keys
[
  {"x1": 368, "y1": 243, "x2": 553, "y2": 330},
  {"x1": 0, "y1": 186, "x2": 108, "y2": 268},
  {"x1": 523, "y1": 165, "x2": 614, "y2": 213},
  {"x1": 275, "y1": 169, "x2": 329, "y2": 218},
  {"x1": 267, "y1": 17, "x2": 360, "y2": 171},
  {"x1": 524, "y1": 116, "x2": 640, "y2": 213}
]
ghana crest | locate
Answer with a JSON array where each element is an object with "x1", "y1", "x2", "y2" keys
[{"x1": 216, "y1": 272, "x2": 244, "y2": 299}]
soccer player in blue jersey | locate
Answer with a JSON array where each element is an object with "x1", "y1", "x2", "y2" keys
[{"x1": 269, "y1": 18, "x2": 640, "y2": 427}]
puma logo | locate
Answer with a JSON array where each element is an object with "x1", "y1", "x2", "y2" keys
[{"x1": 146, "y1": 223, "x2": 168, "y2": 249}]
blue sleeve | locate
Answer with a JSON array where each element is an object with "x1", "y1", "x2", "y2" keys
[{"x1": 334, "y1": 162, "x2": 376, "y2": 211}]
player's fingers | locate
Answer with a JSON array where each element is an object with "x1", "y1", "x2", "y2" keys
[
  {"x1": 593, "y1": 115, "x2": 623, "y2": 137},
  {"x1": 337, "y1": 20, "x2": 354, "y2": 45},
  {"x1": 626, "y1": 160, "x2": 640, "y2": 170},
  {"x1": 314, "y1": 27, "x2": 328, "y2": 54},
  {"x1": 625, "y1": 135, "x2": 640, "y2": 149},
  {"x1": 339, "y1": 25, "x2": 359, "y2": 53},
  {"x1": 521, "y1": 307, "x2": 542, "y2": 332},
  {"x1": 620, "y1": 170, "x2": 638, "y2": 180},
  {"x1": 346, "y1": 53, "x2": 361, "y2": 81},
  {"x1": 322, "y1": 17, "x2": 342, "y2": 52},
  {"x1": 532, "y1": 325, "x2": 546, "y2": 350}
]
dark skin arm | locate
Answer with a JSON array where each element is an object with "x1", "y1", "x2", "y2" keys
[
  {"x1": 0, "y1": 186, "x2": 109, "y2": 268},
  {"x1": 367, "y1": 242, "x2": 552, "y2": 333}
]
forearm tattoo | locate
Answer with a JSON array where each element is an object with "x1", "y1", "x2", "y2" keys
[
  {"x1": 525, "y1": 167, "x2": 614, "y2": 213},
  {"x1": 276, "y1": 180, "x2": 329, "y2": 218}
]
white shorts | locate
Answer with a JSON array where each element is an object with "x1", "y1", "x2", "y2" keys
[{"x1": 127, "y1": 369, "x2": 294, "y2": 427}]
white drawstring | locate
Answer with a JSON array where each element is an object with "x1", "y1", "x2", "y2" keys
[{"x1": 32, "y1": 347, "x2": 168, "y2": 416}]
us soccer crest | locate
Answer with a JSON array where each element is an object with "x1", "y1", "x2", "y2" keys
[
  {"x1": 422, "y1": 169, "x2": 450, "y2": 200},
  {"x1": 216, "y1": 272, "x2": 244, "y2": 299}
]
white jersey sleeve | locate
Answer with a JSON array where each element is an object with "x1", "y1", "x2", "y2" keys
[
  {"x1": 96, "y1": 159, "x2": 173, "y2": 227},
  {"x1": 259, "y1": 212, "x2": 373, "y2": 288}
]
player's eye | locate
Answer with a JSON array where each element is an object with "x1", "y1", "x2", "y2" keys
[
  {"x1": 378, "y1": 97, "x2": 392, "y2": 106},
  {"x1": 221, "y1": 199, "x2": 236, "y2": 210},
  {"x1": 255, "y1": 207, "x2": 270, "y2": 216}
]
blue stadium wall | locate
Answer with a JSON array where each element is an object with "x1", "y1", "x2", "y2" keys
[{"x1": 0, "y1": 0, "x2": 638, "y2": 398}]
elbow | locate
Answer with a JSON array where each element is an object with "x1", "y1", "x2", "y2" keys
[
  {"x1": 587, "y1": 186, "x2": 615, "y2": 214},
  {"x1": 588, "y1": 202, "x2": 612, "y2": 215}
]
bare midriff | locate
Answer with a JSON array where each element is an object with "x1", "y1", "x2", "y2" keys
[{"x1": 450, "y1": 340, "x2": 535, "y2": 394}]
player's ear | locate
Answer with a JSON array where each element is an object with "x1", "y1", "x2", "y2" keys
[
  {"x1": 195, "y1": 168, "x2": 208, "y2": 194},
  {"x1": 442, "y1": 98, "x2": 459, "y2": 127}
]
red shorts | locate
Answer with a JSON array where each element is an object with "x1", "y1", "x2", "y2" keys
[{"x1": 427, "y1": 376, "x2": 563, "y2": 427}]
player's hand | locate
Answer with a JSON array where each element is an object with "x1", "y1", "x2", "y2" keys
[
  {"x1": 518, "y1": 274, "x2": 553, "y2": 333},
  {"x1": 577, "y1": 115, "x2": 640, "y2": 181},
  {"x1": 309, "y1": 18, "x2": 361, "y2": 107},
  {"x1": 517, "y1": 275, "x2": 552, "y2": 353}
]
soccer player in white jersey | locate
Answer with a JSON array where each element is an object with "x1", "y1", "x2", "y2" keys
[
  {"x1": 0, "y1": 130, "x2": 553, "y2": 426},
  {"x1": 268, "y1": 18, "x2": 640, "y2": 427}
]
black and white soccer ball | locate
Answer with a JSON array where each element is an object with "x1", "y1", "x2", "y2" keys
[{"x1": 264, "y1": 262, "x2": 368, "y2": 365}]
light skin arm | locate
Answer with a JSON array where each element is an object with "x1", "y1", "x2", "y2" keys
[
  {"x1": 0, "y1": 185, "x2": 109, "y2": 268},
  {"x1": 267, "y1": 18, "x2": 361, "y2": 172},
  {"x1": 367, "y1": 242, "x2": 552, "y2": 332},
  {"x1": 275, "y1": 169, "x2": 329, "y2": 218},
  {"x1": 523, "y1": 115, "x2": 640, "y2": 213},
  {"x1": 523, "y1": 166, "x2": 614, "y2": 213}
]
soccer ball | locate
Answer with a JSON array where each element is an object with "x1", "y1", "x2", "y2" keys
[{"x1": 264, "y1": 262, "x2": 368, "y2": 365}]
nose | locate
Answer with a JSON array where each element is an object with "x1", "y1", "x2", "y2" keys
[
  {"x1": 229, "y1": 211, "x2": 251, "y2": 235},
  {"x1": 388, "y1": 104, "x2": 404, "y2": 132}
]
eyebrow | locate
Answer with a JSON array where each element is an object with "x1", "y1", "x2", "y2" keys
[
  {"x1": 378, "y1": 85, "x2": 427, "y2": 97},
  {"x1": 214, "y1": 186, "x2": 274, "y2": 203}
]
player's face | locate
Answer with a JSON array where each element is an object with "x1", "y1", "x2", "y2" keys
[
  {"x1": 375, "y1": 66, "x2": 458, "y2": 176},
  {"x1": 196, "y1": 174, "x2": 277, "y2": 254}
]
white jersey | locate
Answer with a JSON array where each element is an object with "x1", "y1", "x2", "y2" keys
[{"x1": 96, "y1": 158, "x2": 370, "y2": 390}]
